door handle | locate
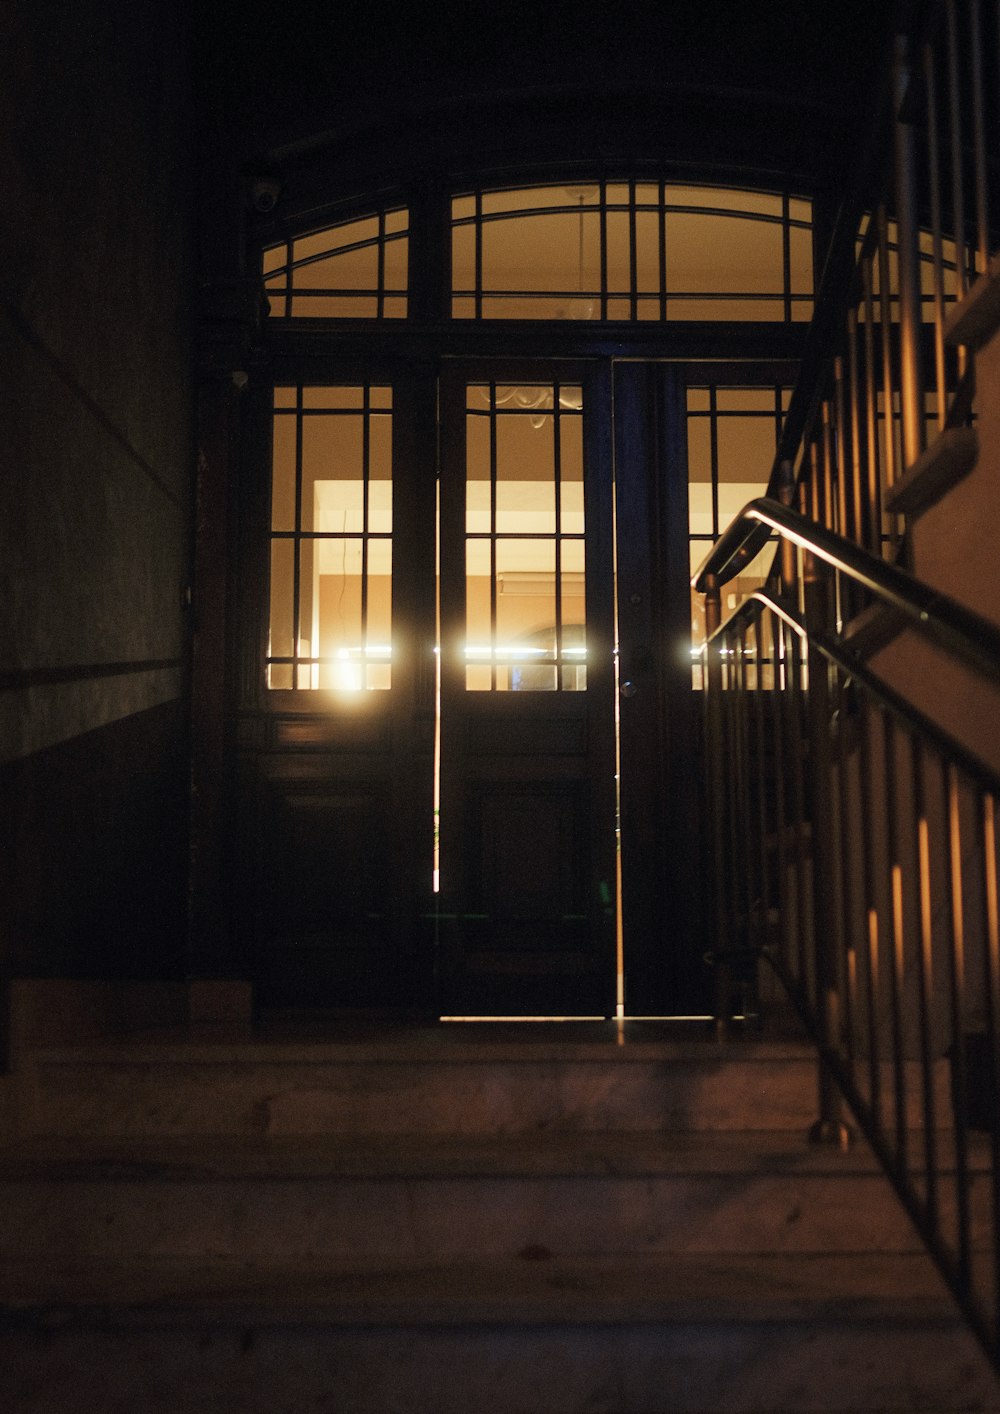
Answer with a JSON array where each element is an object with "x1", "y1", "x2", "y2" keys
[{"x1": 620, "y1": 679, "x2": 638, "y2": 699}]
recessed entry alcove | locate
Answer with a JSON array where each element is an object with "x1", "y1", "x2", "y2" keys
[{"x1": 236, "y1": 170, "x2": 814, "y2": 1019}]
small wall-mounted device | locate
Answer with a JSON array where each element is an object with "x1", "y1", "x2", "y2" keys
[{"x1": 250, "y1": 177, "x2": 281, "y2": 214}]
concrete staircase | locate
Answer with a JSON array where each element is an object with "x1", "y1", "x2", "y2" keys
[{"x1": 0, "y1": 1021, "x2": 997, "y2": 1413}]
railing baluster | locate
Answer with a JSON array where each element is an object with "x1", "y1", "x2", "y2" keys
[
  {"x1": 946, "y1": 0, "x2": 969, "y2": 302},
  {"x1": 913, "y1": 734, "x2": 939, "y2": 1228},
  {"x1": 788, "y1": 625, "x2": 811, "y2": 994},
  {"x1": 847, "y1": 308, "x2": 864, "y2": 554},
  {"x1": 836, "y1": 663, "x2": 862, "y2": 1076},
  {"x1": 751, "y1": 614, "x2": 772, "y2": 974},
  {"x1": 945, "y1": 761, "x2": 972, "y2": 1296},
  {"x1": 892, "y1": 33, "x2": 927, "y2": 479},
  {"x1": 981, "y1": 791, "x2": 1000, "y2": 1356},
  {"x1": 768, "y1": 609, "x2": 791, "y2": 976},
  {"x1": 885, "y1": 711, "x2": 910, "y2": 1173},
  {"x1": 859, "y1": 696, "x2": 885, "y2": 1132},
  {"x1": 923, "y1": 34, "x2": 949, "y2": 433},
  {"x1": 969, "y1": 0, "x2": 991, "y2": 275},
  {"x1": 876, "y1": 206, "x2": 899, "y2": 511},
  {"x1": 862, "y1": 258, "x2": 883, "y2": 555}
]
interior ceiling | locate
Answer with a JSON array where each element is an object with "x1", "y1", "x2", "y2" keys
[{"x1": 196, "y1": 0, "x2": 901, "y2": 186}]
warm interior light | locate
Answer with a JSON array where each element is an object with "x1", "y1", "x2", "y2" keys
[
  {"x1": 332, "y1": 647, "x2": 362, "y2": 692},
  {"x1": 440, "y1": 1016, "x2": 608, "y2": 1023}
]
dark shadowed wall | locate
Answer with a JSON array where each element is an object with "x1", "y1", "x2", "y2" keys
[{"x1": 0, "y1": 0, "x2": 195, "y2": 978}]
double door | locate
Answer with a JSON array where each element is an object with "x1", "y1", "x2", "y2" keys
[{"x1": 236, "y1": 359, "x2": 701, "y2": 1016}]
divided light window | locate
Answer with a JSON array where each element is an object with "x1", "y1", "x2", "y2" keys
[
  {"x1": 451, "y1": 183, "x2": 813, "y2": 321},
  {"x1": 465, "y1": 383, "x2": 586, "y2": 691},
  {"x1": 268, "y1": 386, "x2": 393, "y2": 691},
  {"x1": 262, "y1": 207, "x2": 408, "y2": 319},
  {"x1": 687, "y1": 384, "x2": 791, "y2": 687}
]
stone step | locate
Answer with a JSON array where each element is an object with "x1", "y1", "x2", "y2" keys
[
  {"x1": 26, "y1": 1032, "x2": 824, "y2": 1137},
  {"x1": 0, "y1": 1131, "x2": 940, "y2": 1263},
  {"x1": 0, "y1": 1252, "x2": 996, "y2": 1412}
]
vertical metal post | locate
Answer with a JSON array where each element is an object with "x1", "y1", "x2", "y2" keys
[
  {"x1": 892, "y1": 33, "x2": 927, "y2": 478},
  {"x1": 803, "y1": 549, "x2": 851, "y2": 1148},
  {"x1": 704, "y1": 574, "x2": 733, "y2": 1033}
]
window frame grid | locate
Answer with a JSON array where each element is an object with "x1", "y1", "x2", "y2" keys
[
  {"x1": 449, "y1": 181, "x2": 815, "y2": 322},
  {"x1": 465, "y1": 381, "x2": 585, "y2": 691},
  {"x1": 687, "y1": 382, "x2": 789, "y2": 685},
  {"x1": 263, "y1": 207, "x2": 409, "y2": 321},
  {"x1": 267, "y1": 385, "x2": 393, "y2": 690}
]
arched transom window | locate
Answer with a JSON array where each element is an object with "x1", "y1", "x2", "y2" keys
[{"x1": 261, "y1": 182, "x2": 814, "y2": 322}]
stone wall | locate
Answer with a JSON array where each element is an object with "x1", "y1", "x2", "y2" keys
[{"x1": 0, "y1": 0, "x2": 195, "y2": 981}]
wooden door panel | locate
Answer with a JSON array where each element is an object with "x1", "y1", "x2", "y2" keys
[
  {"x1": 234, "y1": 371, "x2": 436, "y2": 1015},
  {"x1": 437, "y1": 362, "x2": 616, "y2": 1015}
]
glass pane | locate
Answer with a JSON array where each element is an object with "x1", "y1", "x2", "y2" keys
[
  {"x1": 271, "y1": 415, "x2": 297, "y2": 531},
  {"x1": 718, "y1": 480, "x2": 769, "y2": 525},
  {"x1": 496, "y1": 409, "x2": 554, "y2": 530},
  {"x1": 368, "y1": 479, "x2": 392, "y2": 534},
  {"x1": 263, "y1": 245, "x2": 286, "y2": 275},
  {"x1": 559, "y1": 419, "x2": 584, "y2": 533},
  {"x1": 366, "y1": 539, "x2": 392, "y2": 686},
  {"x1": 273, "y1": 386, "x2": 297, "y2": 409},
  {"x1": 370, "y1": 414, "x2": 392, "y2": 530},
  {"x1": 636, "y1": 211, "x2": 660, "y2": 294},
  {"x1": 666, "y1": 186, "x2": 783, "y2": 217},
  {"x1": 302, "y1": 416, "x2": 364, "y2": 532},
  {"x1": 481, "y1": 185, "x2": 598, "y2": 215},
  {"x1": 312, "y1": 538, "x2": 363, "y2": 690},
  {"x1": 606, "y1": 211, "x2": 630, "y2": 294},
  {"x1": 482, "y1": 210, "x2": 600, "y2": 296},
  {"x1": 716, "y1": 416, "x2": 778, "y2": 486},
  {"x1": 789, "y1": 225, "x2": 813, "y2": 295},
  {"x1": 294, "y1": 218, "x2": 380, "y2": 262},
  {"x1": 666, "y1": 212, "x2": 784, "y2": 294},
  {"x1": 303, "y1": 387, "x2": 364, "y2": 409},
  {"x1": 453, "y1": 225, "x2": 476, "y2": 293},
  {"x1": 496, "y1": 538, "x2": 556, "y2": 691},
  {"x1": 466, "y1": 537, "x2": 492, "y2": 659},
  {"x1": 715, "y1": 388, "x2": 778, "y2": 411},
  {"x1": 384, "y1": 235, "x2": 408, "y2": 293},
  {"x1": 687, "y1": 418, "x2": 713, "y2": 483},
  {"x1": 295, "y1": 246, "x2": 377, "y2": 292},
  {"x1": 269, "y1": 540, "x2": 295, "y2": 659},
  {"x1": 466, "y1": 413, "x2": 491, "y2": 531}
]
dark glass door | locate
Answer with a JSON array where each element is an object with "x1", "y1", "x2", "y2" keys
[
  {"x1": 436, "y1": 362, "x2": 618, "y2": 1015},
  {"x1": 237, "y1": 359, "x2": 704, "y2": 1018}
]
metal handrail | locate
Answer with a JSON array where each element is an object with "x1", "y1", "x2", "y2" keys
[
  {"x1": 718, "y1": 585, "x2": 1000, "y2": 797},
  {"x1": 693, "y1": 495, "x2": 1000, "y2": 688},
  {"x1": 698, "y1": 561, "x2": 1000, "y2": 1368},
  {"x1": 693, "y1": 0, "x2": 1000, "y2": 1376}
]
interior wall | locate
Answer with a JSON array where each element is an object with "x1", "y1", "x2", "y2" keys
[{"x1": 0, "y1": 0, "x2": 195, "y2": 978}]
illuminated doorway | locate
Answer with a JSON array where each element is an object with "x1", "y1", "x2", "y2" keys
[{"x1": 236, "y1": 176, "x2": 810, "y2": 1016}]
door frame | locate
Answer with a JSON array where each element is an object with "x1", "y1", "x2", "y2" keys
[
  {"x1": 436, "y1": 357, "x2": 617, "y2": 1016},
  {"x1": 219, "y1": 350, "x2": 797, "y2": 1017}
]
